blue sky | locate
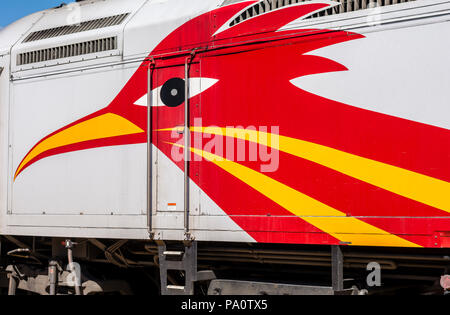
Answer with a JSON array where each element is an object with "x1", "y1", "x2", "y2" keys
[{"x1": 0, "y1": 1, "x2": 75, "y2": 27}]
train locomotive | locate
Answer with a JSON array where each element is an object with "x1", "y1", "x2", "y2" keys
[{"x1": 0, "y1": 0, "x2": 449, "y2": 295}]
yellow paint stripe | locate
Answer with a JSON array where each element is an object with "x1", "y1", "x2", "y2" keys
[
  {"x1": 170, "y1": 142, "x2": 419, "y2": 247},
  {"x1": 15, "y1": 113, "x2": 144, "y2": 179},
  {"x1": 160, "y1": 126, "x2": 450, "y2": 213}
]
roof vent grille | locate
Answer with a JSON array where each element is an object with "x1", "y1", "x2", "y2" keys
[
  {"x1": 23, "y1": 13, "x2": 129, "y2": 43},
  {"x1": 17, "y1": 37, "x2": 117, "y2": 66},
  {"x1": 305, "y1": 0, "x2": 416, "y2": 19},
  {"x1": 229, "y1": 0, "x2": 416, "y2": 26},
  {"x1": 230, "y1": 0, "x2": 306, "y2": 26}
]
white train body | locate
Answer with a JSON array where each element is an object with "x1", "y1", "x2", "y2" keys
[
  {"x1": 1, "y1": 0, "x2": 230, "y2": 240},
  {"x1": 0, "y1": 0, "x2": 449, "y2": 249}
]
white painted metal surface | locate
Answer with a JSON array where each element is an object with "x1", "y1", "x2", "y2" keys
[
  {"x1": 0, "y1": 53, "x2": 10, "y2": 236},
  {"x1": 291, "y1": 20, "x2": 450, "y2": 130}
]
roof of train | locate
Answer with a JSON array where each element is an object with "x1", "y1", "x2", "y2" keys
[
  {"x1": 0, "y1": 0, "x2": 240, "y2": 55},
  {"x1": 0, "y1": 0, "x2": 435, "y2": 61}
]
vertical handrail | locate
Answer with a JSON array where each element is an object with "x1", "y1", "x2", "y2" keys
[
  {"x1": 147, "y1": 59, "x2": 155, "y2": 238},
  {"x1": 184, "y1": 57, "x2": 191, "y2": 239}
]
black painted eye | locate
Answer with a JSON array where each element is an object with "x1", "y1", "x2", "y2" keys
[{"x1": 160, "y1": 77, "x2": 185, "y2": 107}]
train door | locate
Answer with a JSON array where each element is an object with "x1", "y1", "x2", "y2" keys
[{"x1": 151, "y1": 60, "x2": 201, "y2": 227}]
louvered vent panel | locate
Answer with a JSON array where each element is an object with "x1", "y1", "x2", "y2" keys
[
  {"x1": 23, "y1": 13, "x2": 129, "y2": 43},
  {"x1": 17, "y1": 37, "x2": 117, "y2": 66},
  {"x1": 228, "y1": 0, "x2": 416, "y2": 26},
  {"x1": 304, "y1": 0, "x2": 414, "y2": 19}
]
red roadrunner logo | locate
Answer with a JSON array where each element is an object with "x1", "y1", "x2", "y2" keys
[{"x1": 14, "y1": 1, "x2": 450, "y2": 247}]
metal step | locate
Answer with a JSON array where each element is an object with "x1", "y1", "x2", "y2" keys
[
  {"x1": 167, "y1": 285, "x2": 185, "y2": 290},
  {"x1": 158, "y1": 242, "x2": 215, "y2": 295},
  {"x1": 163, "y1": 251, "x2": 184, "y2": 256}
]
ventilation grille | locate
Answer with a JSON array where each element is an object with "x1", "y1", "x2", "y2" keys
[
  {"x1": 23, "y1": 13, "x2": 129, "y2": 43},
  {"x1": 230, "y1": 0, "x2": 313, "y2": 26},
  {"x1": 17, "y1": 37, "x2": 117, "y2": 66},
  {"x1": 305, "y1": 0, "x2": 416, "y2": 19},
  {"x1": 229, "y1": 0, "x2": 416, "y2": 26}
]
